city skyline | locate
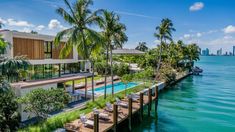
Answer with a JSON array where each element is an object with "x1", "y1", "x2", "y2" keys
[
  {"x1": 201, "y1": 45, "x2": 235, "y2": 56},
  {"x1": 0, "y1": 0, "x2": 235, "y2": 51}
]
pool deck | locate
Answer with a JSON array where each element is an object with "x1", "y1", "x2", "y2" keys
[
  {"x1": 63, "y1": 72, "x2": 190, "y2": 132},
  {"x1": 65, "y1": 94, "x2": 156, "y2": 132}
]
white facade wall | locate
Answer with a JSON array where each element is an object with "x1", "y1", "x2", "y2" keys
[{"x1": 14, "y1": 83, "x2": 57, "y2": 121}]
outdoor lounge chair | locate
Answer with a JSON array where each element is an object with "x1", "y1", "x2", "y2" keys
[
  {"x1": 130, "y1": 93, "x2": 140, "y2": 102},
  {"x1": 116, "y1": 98, "x2": 128, "y2": 108},
  {"x1": 93, "y1": 108, "x2": 110, "y2": 120},
  {"x1": 80, "y1": 114, "x2": 94, "y2": 128},
  {"x1": 105, "y1": 102, "x2": 113, "y2": 112}
]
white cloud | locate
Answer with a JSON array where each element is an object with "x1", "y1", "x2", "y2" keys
[
  {"x1": 0, "y1": 17, "x2": 7, "y2": 24},
  {"x1": 196, "y1": 33, "x2": 202, "y2": 37},
  {"x1": 36, "y1": 25, "x2": 45, "y2": 31},
  {"x1": 223, "y1": 25, "x2": 235, "y2": 34},
  {"x1": 189, "y1": 2, "x2": 204, "y2": 11},
  {"x1": 183, "y1": 34, "x2": 191, "y2": 39},
  {"x1": 20, "y1": 27, "x2": 31, "y2": 33},
  {"x1": 48, "y1": 19, "x2": 65, "y2": 30},
  {"x1": 7, "y1": 18, "x2": 34, "y2": 27},
  {"x1": 154, "y1": 40, "x2": 160, "y2": 45},
  {"x1": 223, "y1": 35, "x2": 233, "y2": 40}
]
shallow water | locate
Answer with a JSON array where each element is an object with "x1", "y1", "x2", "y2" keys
[{"x1": 133, "y1": 56, "x2": 235, "y2": 132}]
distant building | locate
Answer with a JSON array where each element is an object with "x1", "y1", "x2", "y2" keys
[
  {"x1": 233, "y1": 46, "x2": 235, "y2": 56},
  {"x1": 202, "y1": 48, "x2": 210, "y2": 56},
  {"x1": 217, "y1": 48, "x2": 222, "y2": 56}
]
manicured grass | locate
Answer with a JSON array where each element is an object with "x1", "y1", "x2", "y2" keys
[
  {"x1": 65, "y1": 75, "x2": 103, "y2": 85},
  {"x1": 19, "y1": 82, "x2": 151, "y2": 132}
]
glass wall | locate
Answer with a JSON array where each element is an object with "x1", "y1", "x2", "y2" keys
[{"x1": 28, "y1": 63, "x2": 80, "y2": 81}]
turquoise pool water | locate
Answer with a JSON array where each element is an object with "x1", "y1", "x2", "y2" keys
[
  {"x1": 133, "y1": 56, "x2": 235, "y2": 132},
  {"x1": 91, "y1": 82, "x2": 138, "y2": 94}
]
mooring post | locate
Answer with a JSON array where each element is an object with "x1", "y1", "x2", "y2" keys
[
  {"x1": 113, "y1": 103, "x2": 118, "y2": 132},
  {"x1": 140, "y1": 92, "x2": 144, "y2": 121},
  {"x1": 94, "y1": 113, "x2": 99, "y2": 132},
  {"x1": 85, "y1": 77, "x2": 87, "y2": 100},
  {"x1": 128, "y1": 97, "x2": 133, "y2": 131},
  {"x1": 148, "y1": 88, "x2": 152, "y2": 117},
  {"x1": 155, "y1": 86, "x2": 159, "y2": 113}
]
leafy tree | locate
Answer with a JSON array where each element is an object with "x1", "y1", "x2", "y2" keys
[
  {"x1": 19, "y1": 88, "x2": 70, "y2": 121},
  {"x1": 0, "y1": 78, "x2": 20, "y2": 131},
  {"x1": 137, "y1": 48, "x2": 159, "y2": 69},
  {"x1": 54, "y1": 0, "x2": 103, "y2": 101},
  {"x1": 30, "y1": 30, "x2": 38, "y2": 34},
  {"x1": 113, "y1": 63, "x2": 130, "y2": 77},
  {"x1": 154, "y1": 18, "x2": 175, "y2": 80},
  {"x1": 99, "y1": 10, "x2": 128, "y2": 97},
  {"x1": 0, "y1": 56, "x2": 30, "y2": 82},
  {"x1": 135, "y1": 42, "x2": 148, "y2": 52},
  {"x1": 121, "y1": 74, "x2": 132, "y2": 95}
]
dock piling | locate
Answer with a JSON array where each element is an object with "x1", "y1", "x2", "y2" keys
[
  {"x1": 113, "y1": 103, "x2": 118, "y2": 132},
  {"x1": 155, "y1": 86, "x2": 159, "y2": 113},
  {"x1": 128, "y1": 97, "x2": 133, "y2": 131},
  {"x1": 94, "y1": 113, "x2": 99, "y2": 132},
  {"x1": 140, "y1": 92, "x2": 144, "y2": 121},
  {"x1": 85, "y1": 77, "x2": 87, "y2": 100},
  {"x1": 148, "y1": 88, "x2": 152, "y2": 117}
]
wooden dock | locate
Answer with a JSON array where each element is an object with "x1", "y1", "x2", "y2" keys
[{"x1": 64, "y1": 86, "x2": 159, "y2": 132}]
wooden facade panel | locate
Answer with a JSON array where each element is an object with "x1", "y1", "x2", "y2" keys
[
  {"x1": 52, "y1": 42, "x2": 73, "y2": 59},
  {"x1": 13, "y1": 37, "x2": 73, "y2": 60},
  {"x1": 13, "y1": 37, "x2": 44, "y2": 59}
]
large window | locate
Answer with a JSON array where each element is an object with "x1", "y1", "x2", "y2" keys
[
  {"x1": 27, "y1": 63, "x2": 81, "y2": 81},
  {"x1": 44, "y1": 41, "x2": 52, "y2": 59}
]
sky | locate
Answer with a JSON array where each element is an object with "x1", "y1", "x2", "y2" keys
[{"x1": 1, "y1": 0, "x2": 235, "y2": 54}]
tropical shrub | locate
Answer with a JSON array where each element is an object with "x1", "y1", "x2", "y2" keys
[
  {"x1": 113, "y1": 63, "x2": 130, "y2": 76},
  {"x1": 159, "y1": 63, "x2": 176, "y2": 83},
  {"x1": 0, "y1": 78, "x2": 20, "y2": 131},
  {"x1": 94, "y1": 61, "x2": 110, "y2": 75},
  {"x1": 18, "y1": 88, "x2": 70, "y2": 121}
]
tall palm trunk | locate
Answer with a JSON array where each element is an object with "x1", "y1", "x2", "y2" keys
[
  {"x1": 104, "y1": 48, "x2": 108, "y2": 99},
  {"x1": 110, "y1": 45, "x2": 114, "y2": 95},
  {"x1": 155, "y1": 38, "x2": 163, "y2": 81},
  {"x1": 90, "y1": 60, "x2": 95, "y2": 101}
]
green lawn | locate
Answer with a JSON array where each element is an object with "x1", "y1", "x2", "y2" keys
[
  {"x1": 65, "y1": 75, "x2": 103, "y2": 85},
  {"x1": 19, "y1": 82, "x2": 151, "y2": 132}
]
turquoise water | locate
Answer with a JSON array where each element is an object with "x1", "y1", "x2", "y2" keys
[
  {"x1": 133, "y1": 56, "x2": 235, "y2": 132},
  {"x1": 91, "y1": 82, "x2": 138, "y2": 94}
]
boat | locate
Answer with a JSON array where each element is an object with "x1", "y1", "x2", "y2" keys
[{"x1": 192, "y1": 66, "x2": 203, "y2": 75}]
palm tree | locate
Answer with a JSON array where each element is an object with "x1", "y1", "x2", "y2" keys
[
  {"x1": 54, "y1": 0, "x2": 103, "y2": 101},
  {"x1": 154, "y1": 18, "x2": 175, "y2": 80},
  {"x1": 135, "y1": 42, "x2": 148, "y2": 52},
  {"x1": 0, "y1": 56, "x2": 30, "y2": 82},
  {"x1": 99, "y1": 10, "x2": 127, "y2": 97},
  {"x1": 0, "y1": 22, "x2": 7, "y2": 54}
]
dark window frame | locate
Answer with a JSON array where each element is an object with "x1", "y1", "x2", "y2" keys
[{"x1": 44, "y1": 41, "x2": 52, "y2": 59}]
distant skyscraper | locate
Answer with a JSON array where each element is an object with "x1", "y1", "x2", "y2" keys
[
  {"x1": 202, "y1": 48, "x2": 210, "y2": 56},
  {"x1": 217, "y1": 48, "x2": 222, "y2": 56},
  {"x1": 205, "y1": 48, "x2": 209, "y2": 56},
  {"x1": 233, "y1": 46, "x2": 235, "y2": 56}
]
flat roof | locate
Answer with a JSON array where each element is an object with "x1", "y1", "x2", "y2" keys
[
  {"x1": 0, "y1": 30, "x2": 67, "y2": 42},
  {"x1": 11, "y1": 73, "x2": 92, "y2": 89},
  {"x1": 112, "y1": 49, "x2": 145, "y2": 55}
]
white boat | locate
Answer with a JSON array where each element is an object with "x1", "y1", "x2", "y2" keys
[{"x1": 192, "y1": 66, "x2": 203, "y2": 75}]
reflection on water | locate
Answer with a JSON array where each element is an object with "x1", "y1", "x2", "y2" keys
[{"x1": 133, "y1": 56, "x2": 235, "y2": 132}]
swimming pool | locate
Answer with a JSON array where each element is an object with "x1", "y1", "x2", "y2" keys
[{"x1": 90, "y1": 82, "x2": 138, "y2": 94}]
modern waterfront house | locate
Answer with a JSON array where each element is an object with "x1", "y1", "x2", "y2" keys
[
  {"x1": 0, "y1": 30, "x2": 93, "y2": 121},
  {"x1": 0, "y1": 30, "x2": 91, "y2": 81}
]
